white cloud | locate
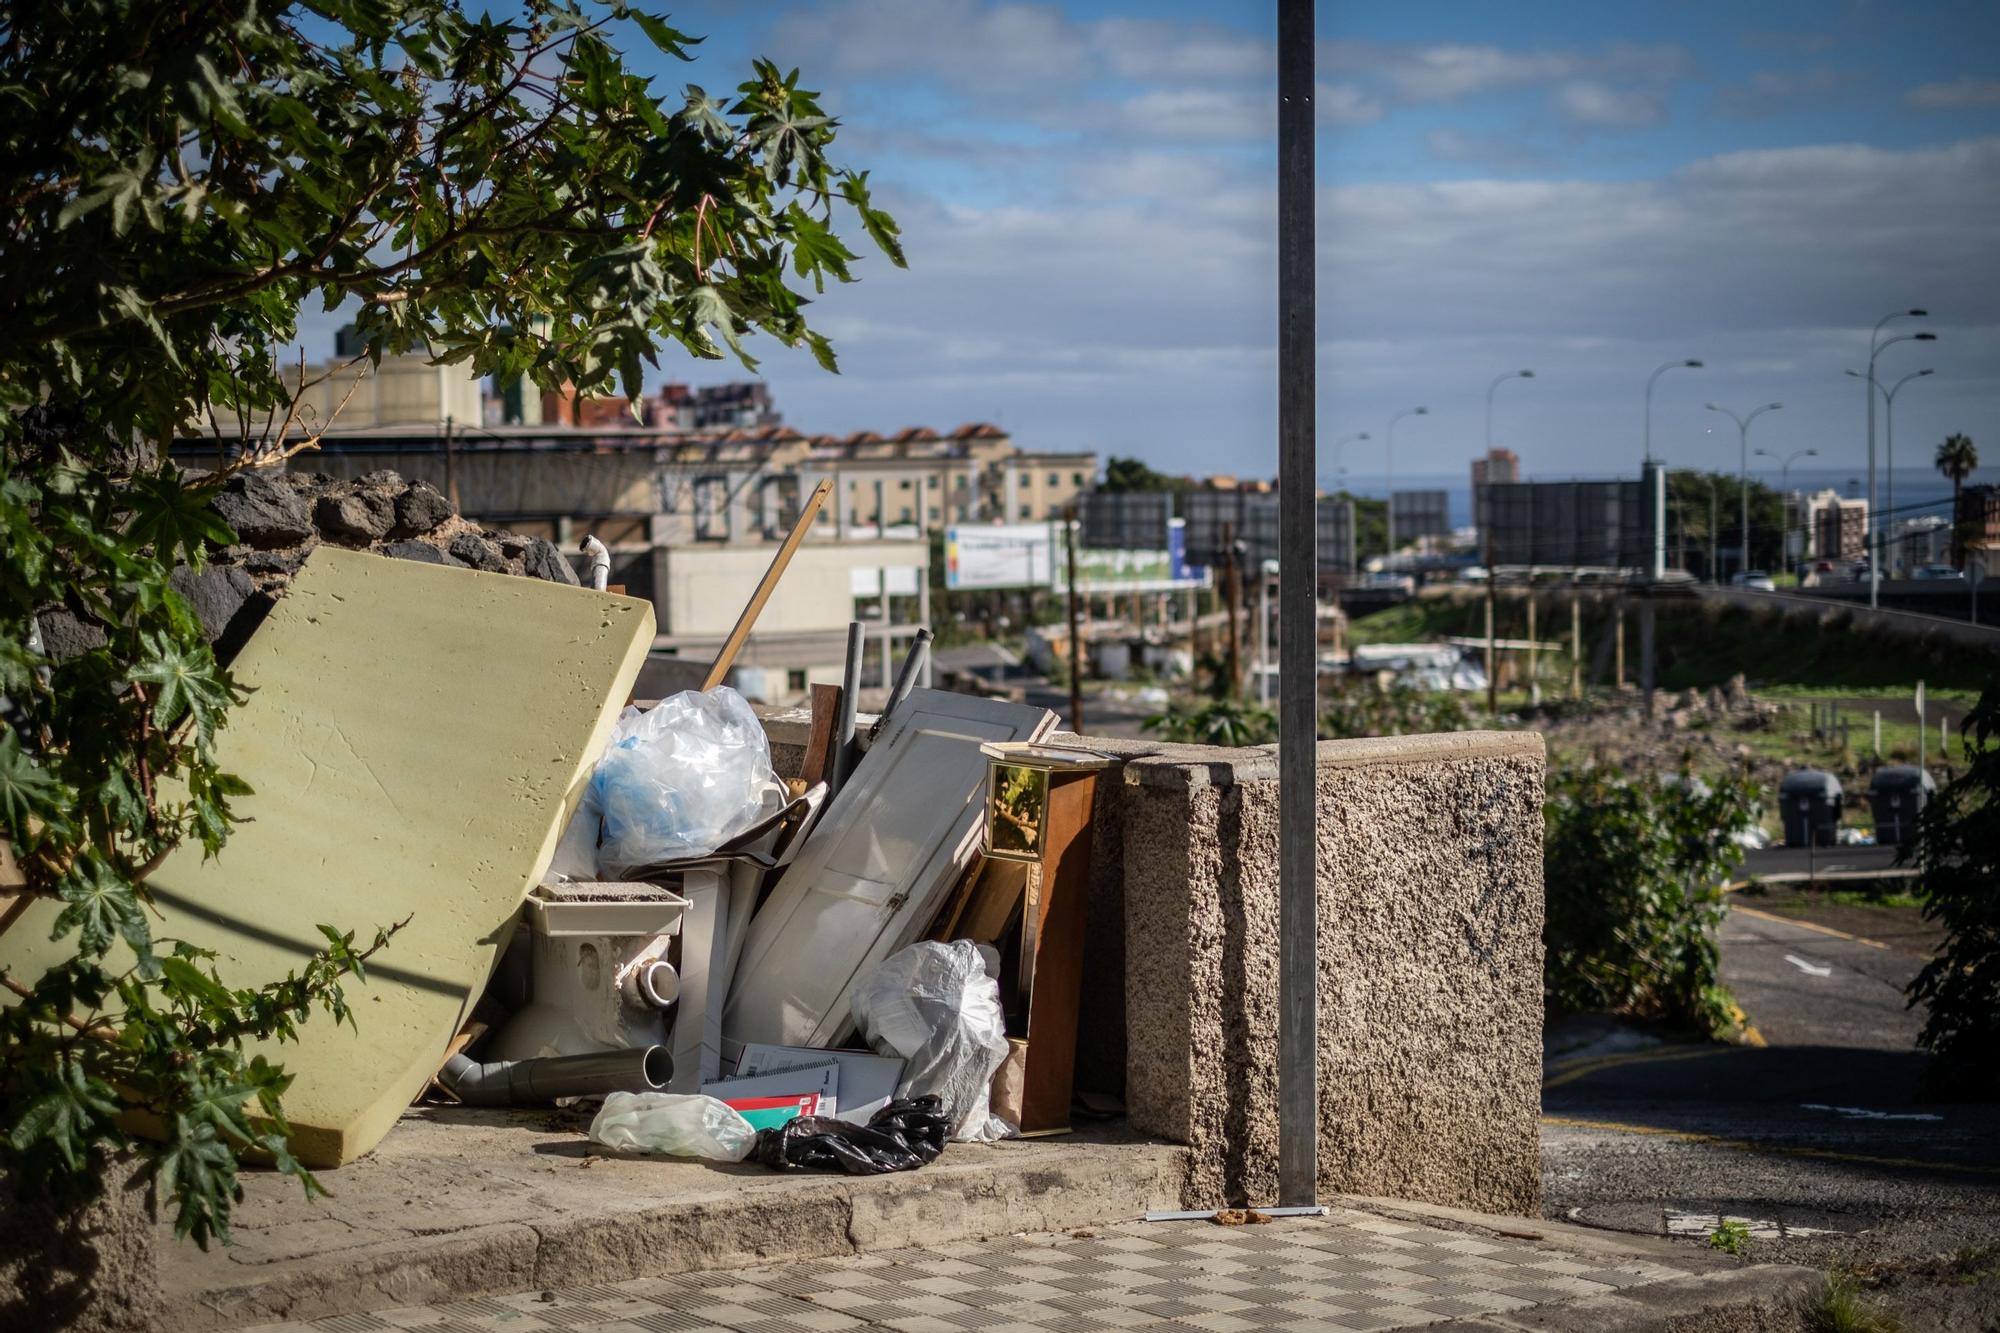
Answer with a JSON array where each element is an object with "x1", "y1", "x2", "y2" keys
[
  {"x1": 1555, "y1": 80, "x2": 1667, "y2": 128},
  {"x1": 1906, "y1": 78, "x2": 2000, "y2": 110},
  {"x1": 1322, "y1": 39, "x2": 1693, "y2": 105},
  {"x1": 1318, "y1": 82, "x2": 1386, "y2": 128}
]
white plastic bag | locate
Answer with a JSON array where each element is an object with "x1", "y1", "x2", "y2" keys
[
  {"x1": 587, "y1": 1092, "x2": 756, "y2": 1161},
  {"x1": 850, "y1": 940, "x2": 1015, "y2": 1143},
  {"x1": 591, "y1": 688, "x2": 782, "y2": 876}
]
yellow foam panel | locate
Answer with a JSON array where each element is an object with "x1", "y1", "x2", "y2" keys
[{"x1": 1, "y1": 547, "x2": 654, "y2": 1166}]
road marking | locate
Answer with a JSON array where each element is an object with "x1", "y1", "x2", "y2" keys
[
  {"x1": 1784, "y1": 953, "x2": 1833, "y2": 977},
  {"x1": 1541, "y1": 1115, "x2": 2000, "y2": 1177},
  {"x1": 1663, "y1": 1209, "x2": 1836, "y2": 1239},
  {"x1": 1801, "y1": 1103, "x2": 1943, "y2": 1122},
  {"x1": 1732, "y1": 903, "x2": 1893, "y2": 951},
  {"x1": 1542, "y1": 1045, "x2": 1742, "y2": 1090}
]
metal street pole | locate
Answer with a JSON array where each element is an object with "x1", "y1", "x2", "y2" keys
[
  {"x1": 1755, "y1": 446, "x2": 1818, "y2": 569},
  {"x1": 1384, "y1": 406, "x2": 1428, "y2": 563},
  {"x1": 1330, "y1": 431, "x2": 1368, "y2": 491},
  {"x1": 1863, "y1": 310, "x2": 1935, "y2": 606},
  {"x1": 1706, "y1": 401, "x2": 1780, "y2": 578},
  {"x1": 1643, "y1": 359, "x2": 1700, "y2": 582},
  {"x1": 1643, "y1": 358, "x2": 1703, "y2": 468},
  {"x1": 1848, "y1": 366, "x2": 1934, "y2": 575},
  {"x1": 1275, "y1": 0, "x2": 1318, "y2": 1211}
]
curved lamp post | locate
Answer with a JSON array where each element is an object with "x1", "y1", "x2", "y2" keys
[
  {"x1": 1754, "y1": 446, "x2": 1818, "y2": 567},
  {"x1": 1643, "y1": 359, "x2": 1703, "y2": 467},
  {"x1": 1846, "y1": 365, "x2": 1934, "y2": 574},
  {"x1": 1330, "y1": 431, "x2": 1369, "y2": 492},
  {"x1": 1864, "y1": 309, "x2": 1936, "y2": 604},
  {"x1": 1705, "y1": 401, "x2": 1781, "y2": 578},
  {"x1": 1384, "y1": 407, "x2": 1429, "y2": 559}
]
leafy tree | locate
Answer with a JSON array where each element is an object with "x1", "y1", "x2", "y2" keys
[
  {"x1": 1099, "y1": 456, "x2": 1194, "y2": 495},
  {"x1": 1907, "y1": 686, "x2": 2000, "y2": 1098},
  {"x1": 1319, "y1": 678, "x2": 1471, "y2": 739},
  {"x1": 1543, "y1": 766, "x2": 1758, "y2": 1033},
  {"x1": 1, "y1": 0, "x2": 896, "y2": 1245},
  {"x1": 1934, "y1": 433, "x2": 1979, "y2": 568}
]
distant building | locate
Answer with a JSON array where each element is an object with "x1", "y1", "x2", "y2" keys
[
  {"x1": 1805, "y1": 490, "x2": 1867, "y2": 562},
  {"x1": 1887, "y1": 514, "x2": 1950, "y2": 572},
  {"x1": 206, "y1": 331, "x2": 484, "y2": 439},
  {"x1": 1961, "y1": 484, "x2": 2000, "y2": 575},
  {"x1": 1471, "y1": 448, "x2": 1520, "y2": 545},
  {"x1": 538, "y1": 380, "x2": 780, "y2": 431}
]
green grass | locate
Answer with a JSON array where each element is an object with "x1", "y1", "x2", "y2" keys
[
  {"x1": 1766, "y1": 888, "x2": 1926, "y2": 912},
  {"x1": 1800, "y1": 1274, "x2": 1901, "y2": 1333}
]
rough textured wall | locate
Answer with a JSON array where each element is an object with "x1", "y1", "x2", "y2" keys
[
  {"x1": 1123, "y1": 732, "x2": 1545, "y2": 1216},
  {"x1": 0, "y1": 1155, "x2": 161, "y2": 1333}
]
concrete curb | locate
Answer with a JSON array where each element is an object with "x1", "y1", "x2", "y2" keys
[
  {"x1": 161, "y1": 1137, "x2": 1191, "y2": 1331},
  {"x1": 1434, "y1": 1263, "x2": 1822, "y2": 1330}
]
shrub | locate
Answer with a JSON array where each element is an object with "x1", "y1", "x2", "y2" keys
[
  {"x1": 1143, "y1": 695, "x2": 1278, "y2": 747},
  {"x1": 1907, "y1": 686, "x2": 2000, "y2": 1098},
  {"x1": 1543, "y1": 765, "x2": 1758, "y2": 1032},
  {"x1": 1320, "y1": 678, "x2": 1472, "y2": 739}
]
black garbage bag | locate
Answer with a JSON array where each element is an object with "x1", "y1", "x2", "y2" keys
[{"x1": 751, "y1": 1096, "x2": 951, "y2": 1175}]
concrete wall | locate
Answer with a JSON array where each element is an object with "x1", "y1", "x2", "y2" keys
[
  {"x1": 1115, "y1": 731, "x2": 1546, "y2": 1216},
  {"x1": 755, "y1": 713, "x2": 1547, "y2": 1216}
]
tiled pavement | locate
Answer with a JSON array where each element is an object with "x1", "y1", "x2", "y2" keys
[{"x1": 242, "y1": 1208, "x2": 1696, "y2": 1333}]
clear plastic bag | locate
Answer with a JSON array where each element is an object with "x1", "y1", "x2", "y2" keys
[
  {"x1": 849, "y1": 941, "x2": 1016, "y2": 1143},
  {"x1": 587, "y1": 1091, "x2": 757, "y2": 1161},
  {"x1": 590, "y1": 688, "x2": 782, "y2": 876}
]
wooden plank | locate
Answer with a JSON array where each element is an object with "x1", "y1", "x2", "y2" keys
[
  {"x1": 701, "y1": 478, "x2": 833, "y2": 690},
  {"x1": 799, "y1": 682, "x2": 843, "y2": 787},
  {"x1": 1018, "y1": 771, "x2": 1099, "y2": 1135}
]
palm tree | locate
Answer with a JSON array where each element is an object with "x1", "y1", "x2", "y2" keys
[{"x1": 1936, "y1": 433, "x2": 1979, "y2": 567}]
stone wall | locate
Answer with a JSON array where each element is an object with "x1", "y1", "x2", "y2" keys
[
  {"x1": 752, "y1": 715, "x2": 1547, "y2": 1215},
  {"x1": 35, "y1": 468, "x2": 585, "y2": 665},
  {"x1": 1119, "y1": 731, "x2": 1546, "y2": 1215}
]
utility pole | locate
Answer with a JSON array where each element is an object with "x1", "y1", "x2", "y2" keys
[
  {"x1": 1526, "y1": 597, "x2": 1539, "y2": 706},
  {"x1": 1222, "y1": 524, "x2": 1243, "y2": 697},
  {"x1": 443, "y1": 414, "x2": 460, "y2": 510},
  {"x1": 1274, "y1": 0, "x2": 1319, "y2": 1211},
  {"x1": 1065, "y1": 506, "x2": 1083, "y2": 735},
  {"x1": 1485, "y1": 588, "x2": 1498, "y2": 715},
  {"x1": 1569, "y1": 598, "x2": 1581, "y2": 700},
  {"x1": 1615, "y1": 611, "x2": 1626, "y2": 689}
]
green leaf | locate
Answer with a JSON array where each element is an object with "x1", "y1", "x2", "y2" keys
[
  {"x1": 0, "y1": 731, "x2": 66, "y2": 834},
  {"x1": 839, "y1": 172, "x2": 907, "y2": 268},
  {"x1": 130, "y1": 630, "x2": 237, "y2": 748},
  {"x1": 125, "y1": 469, "x2": 234, "y2": 569},
  {"x1": 783, "y1": 204, "x2": 856, "y2": 293},
  {"x1": 633, "y1": 12, "x2": 700, "y2": 60}
]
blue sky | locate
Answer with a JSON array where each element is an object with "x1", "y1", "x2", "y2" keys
[{"x1": 423, "y1": 3, "x2": 2000, "y2": 487}]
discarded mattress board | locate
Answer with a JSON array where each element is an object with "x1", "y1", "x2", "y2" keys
[
  {"x1": 0, "y1": 547, "x2": 654, "y2": 1167},
  {"x1": 721, "y1": 689, "x2": 1055, "y2": 1054},
  {"x1": 735, "y1": 1044, "x2": 905, "y2": 1123}
]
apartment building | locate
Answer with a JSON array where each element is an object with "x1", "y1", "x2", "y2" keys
[{"x1": 1805, "y1": 490, "x2": 1868, "y2": 562}]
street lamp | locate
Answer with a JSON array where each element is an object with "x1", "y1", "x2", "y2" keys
[
  {"x1": 1643, "y1": 358, "x2": 1703, "y2": 467},
  {"x1": 1329, "y1": 431, "x2": 1369, "y2": 492},
  {"x1": 1483, "y1": 371, "x2": 1533, "y2": 561},
  {"x1": 1863, "y1": 309, "x2": 1936, "y2": 605},
  {"x1": 1384, "y1": 406, "x2": 1428, "y2": 559},
  {"x1": 1754, "y1": 446, "x2": 1818, "y2": 567},
  {"x1": 1846, "y1": 366, "x2": 1934, "y2": 574},
  {"x1": 1705, "y1": 401, "x2": 1781, "y2": 580}
]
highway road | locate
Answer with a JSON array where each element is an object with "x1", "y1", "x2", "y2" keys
[
  {"x1": 1737, "y1": 842, "x2": 1910, "y2": 882},
  {"x1": 1542, "y1": 902, "x2": 2000, "y2": 1281}
]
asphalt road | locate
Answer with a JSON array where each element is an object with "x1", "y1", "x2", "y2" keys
[{"x1": 1542, "y1": 904, "x2": 2000, "y2": 1274}]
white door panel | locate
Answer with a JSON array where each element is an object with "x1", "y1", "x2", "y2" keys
[{"x1": 722, "y1": 690, "x2": 1054, "y2": 1052}]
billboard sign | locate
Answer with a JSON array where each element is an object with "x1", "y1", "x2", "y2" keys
[{"x1": 946, "y1": 521, "x2": 1207, "y2": 592}]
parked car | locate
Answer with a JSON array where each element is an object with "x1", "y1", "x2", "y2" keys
[
  {"x1": 1914, "y1": 564, "x2": 1967, "y2": 581},
  {"x1": 1731, "y1": 570, "x2": 1777, "y2": 592}
]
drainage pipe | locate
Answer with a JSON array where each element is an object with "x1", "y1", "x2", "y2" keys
[
  {"x1": 440, "y1": 1045, "x2": 671, "y2": 1106},
  {"x1": 873, "y1": 627, "x2": 933, "y2": 738},
  {"x1": 580, "y1": 534, "x2": 611, "y2": 591},
  {"x1": 829, "y1": 619, "x2": 866, "y2": 798}
]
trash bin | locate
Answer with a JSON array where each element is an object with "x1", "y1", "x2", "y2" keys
[
  {"x1": 1867, "y1": 766, "x2": 1936, "y2": 849},
  {"x1": 1779, "y1": 769, "x2": 1843, "y2": 848}
]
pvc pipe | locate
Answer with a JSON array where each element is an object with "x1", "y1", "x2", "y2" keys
[
  {"x1": 440, "y1": 1045, "x2": 671, "y2": 1106},
  {"x1": 829, "y1": 620, "x2": 865, "y2": 799},
  {"x1": 874, "y1": 628, "x2": 932, "y2": 737},
  {"x1": 580, "y1": 534, "x2": 611, "y2": 591}
]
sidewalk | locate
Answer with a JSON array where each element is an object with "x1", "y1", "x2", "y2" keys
[{"x1": 230, "y1": 1203, "x2": 1816, "y2": 1333}]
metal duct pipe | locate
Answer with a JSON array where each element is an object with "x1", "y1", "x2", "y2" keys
[
  {"x1": 580, "y1": 534, "x2": 611, "y2": 591},
  {"x1": 440, "y1": 1045, "x2": 671, "y2": 1106},
  {"x1": 873, "y1": 628, "x2": 932, "y2": 738},
  {"x1": 829, "y1": 619, "x2": 866, "y2": 798}
]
